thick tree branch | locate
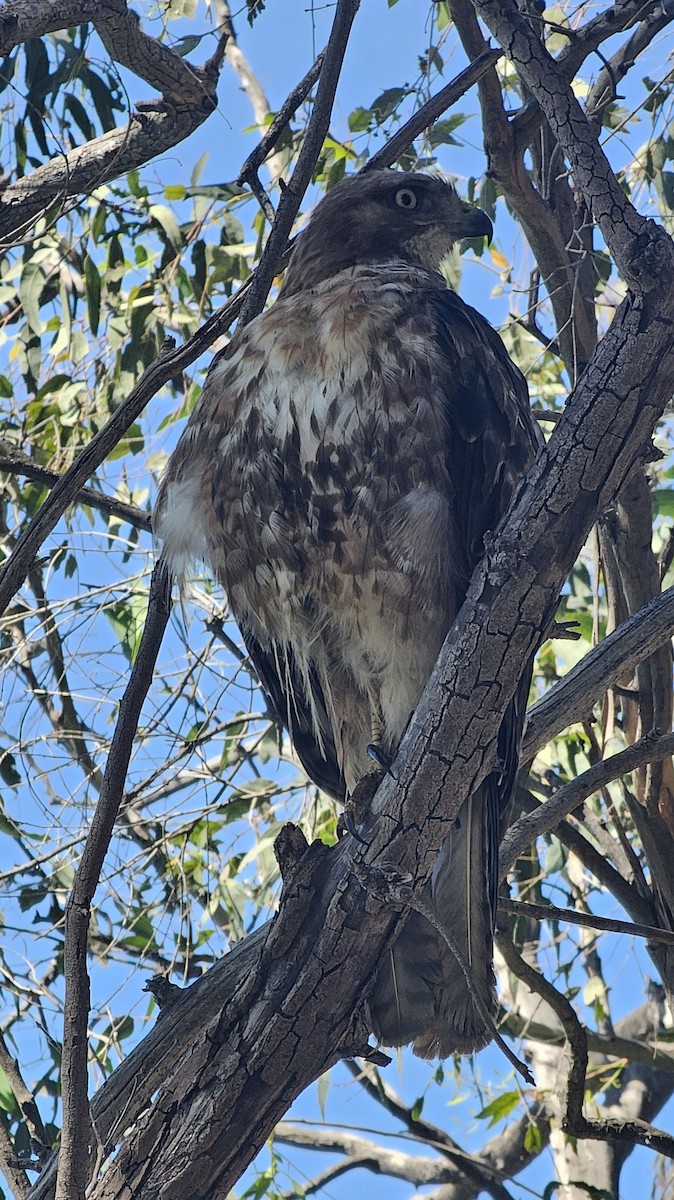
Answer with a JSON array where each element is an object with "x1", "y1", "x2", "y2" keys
[
  {"x1": 274, "y1": 1122, "x2": 467, "y2": 1189},
  {"x1": 0, "y1": 1119, "x2": 30, "y2": 1200},
  {"x1": 0, "y1": 107, "x2": 216, "y2": 249},
  {"x1": 0, "y1": 0, "x2": 227, "y2": 248}
]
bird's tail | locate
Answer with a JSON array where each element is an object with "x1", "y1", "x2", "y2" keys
[{"x1": 368, "y1": 785, "x2": 496, "y2": 1058}]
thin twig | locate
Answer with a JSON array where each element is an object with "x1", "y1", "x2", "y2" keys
[
  {"x1": 350, "y1": 858, "x2": 534, "y2": 1085},
  {"x1": 238, "y1": 49, "x2": 326, "y2": 183},
  {"x1": 409, "y1": 890, "x2": 534, "y2": 1086},
  {"x1": 238, "y1": 0, "x2": 361, "y2": 326}
]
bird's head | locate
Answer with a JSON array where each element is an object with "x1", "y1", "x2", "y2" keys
[{"x1": 281, "y1": 169, "x2": 493, "y2": 297}]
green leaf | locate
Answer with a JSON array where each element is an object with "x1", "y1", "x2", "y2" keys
[
  {"x1": 64, "y1": 93, "x2": 95, "y2": 142},
  {"x1": 104, "y1": 588, "x2": 148, "y2": 663},
  {"x1": 476, "y1": 1091, "x2": 520, "y2": 1126},
  {"x1": 428, "y1": 114, "x2": 466, "y2": 149},
  {"x1": 83, "y1": 254, "x2": 101, "y2": 335},
  {"x1": 369, "y1": 87, "x2": 409, "y2": 125},
  {"x1": 435, "y1": 1, "x2": 451, "y2": 30},
  {"x1": 348, "y1": 106, "x2": 372, "y2": 133},
  {"x1": 18, "y1": 259, "x2": 45, "y2": 334},
  {"x1": 524, "y1": 1121, "x2": 543, "y2": 1153},
  {"x1": 149, "y1": 204, "x2": 183, "y2": 251},
  {"x1": 0, "y1": 752, "x2": 21, "y2": 786},
  {"x1": 582, "y1": 976, "x2": 607, "y2": 1006}
]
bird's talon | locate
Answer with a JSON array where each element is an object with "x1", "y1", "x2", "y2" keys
[
  {"x1": 338, "y1": 808, "x2": 370, "y2": 845},
  {"x1": 367, "y1": 743, "x2": 396, "y2": 778}
]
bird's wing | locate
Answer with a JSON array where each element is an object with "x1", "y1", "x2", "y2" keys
[
  {"x1": 369, "y1": 288, "x2": 541, "y2": 1058},
  {"x1": 244, "y1": 630, "x2": 345, "y2": 802},
  {"x1": 430, "y1": 287, "x2": 542, "y2": 905}
]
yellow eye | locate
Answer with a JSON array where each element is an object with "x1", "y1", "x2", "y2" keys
[{"x1": 395, "y1": 187, "x2": 418, "y2": 209}]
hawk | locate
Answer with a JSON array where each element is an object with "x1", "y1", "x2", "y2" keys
[{"x1": 155, "y1": 170, "x2": 541, "y2": 1058}]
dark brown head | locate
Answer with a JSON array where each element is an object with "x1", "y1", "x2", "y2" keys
[{"x1": 281, "y1": 169, "x2": 492, "y2": 297}]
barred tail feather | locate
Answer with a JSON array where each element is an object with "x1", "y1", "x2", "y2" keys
[{"x1": 369, "y1": 788, "x2": 496, "y2": 1058}]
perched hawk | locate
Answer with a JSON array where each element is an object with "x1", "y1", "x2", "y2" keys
[{"x1": 155, "y1": 170, "x2": 541, "y2": 1058}]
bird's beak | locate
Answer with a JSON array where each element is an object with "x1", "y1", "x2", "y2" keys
[{"x1": 457, "y1": 204, "x2": 493, "y2": 244}]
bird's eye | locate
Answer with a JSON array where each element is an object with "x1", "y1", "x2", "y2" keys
[{"x1": 395, "y1": 187, "x2": 418, "y2": 210}]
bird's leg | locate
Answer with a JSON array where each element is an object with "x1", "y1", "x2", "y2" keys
[
  {"x1": 366, "y1": 687, "x2": 395, "y2": 779},
  {"x1": 337, "y1": 687, "x2": 391, "y2": 842}
]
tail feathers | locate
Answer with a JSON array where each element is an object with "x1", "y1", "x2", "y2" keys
[{"x1": 369, "y1": 789, "x2": 496, "y2": 1059}]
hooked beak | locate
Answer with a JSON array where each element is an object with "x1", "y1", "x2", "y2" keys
[{"x1": 457, "y1": 203, "x2": 493, "y2": 243}]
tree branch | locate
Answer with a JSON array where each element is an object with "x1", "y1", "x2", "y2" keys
[
  {"x1": 0, "y1": 442, "x2": 151, "y2": 531},
  {"x1": 471, "y1": 0, "x2": 669, "y2": 289},
  {"x1": 0, "y1": 0, "x2": 227, "y2": 250},
  {"x1": 500, "y1": 897, "x2": 674, "y2": 951},
  {"x1": 498, "y1": 932, "x2": 674, "y2": 1156},
  {"x1": 54, "y1": 563, "x2": 172, "y2": 1200},
  {"x1": 366, "y1": 48, "x2": 503, "y2": 170},
  {"x1": 522, "y1": 586, "x2": 674, "y2": 761},
  {"x1": 501, "y1": 731, "x2": 674, "y2": 874}
]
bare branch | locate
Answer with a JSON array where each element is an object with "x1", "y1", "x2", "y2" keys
[
  {"x1": 54, "y1": 563, "x2": 172, "y2": 1200},
  {"x1": 585, "y1": 6, "x2": 673, "y2": 119},
  {"x1": 93, "y1": 2, "x2": 215, "y2": 105},
  {"x1": 238, "y1": 50, "x2": 326, "y2": 185},
  {"x1": 501, "y1": 731, "x2": 674, "y2": 874},
  {"x1": 498, "y1": 932, "x2": 674, "y2": 1156},
  {"x1": 523, "y1": 587, "x2": 674, "y2": 761},
  {"x1": 0, "y1": 0, "x2": 225, "y2": 249},
  {"x1": 0, "y1": 0, "x2": 101, "y2": 50},
  {"x1": 237, "y1": 0, "x2": 360, "y2": 326},
  {"x1": 0, "y1": 1117, "x2": 30, "y2": 1200},
  {"x1": 0, "y1": 1029, "x2": 49, "y2": 1157},
  {"x1": 471, "y1": 0, "x2": 669, "y2": 289},
  {"x1": 274, "y1": 1122, "x2": 461, "y2": 1188},
  {"x1": 0, "y1": 442, "x2": 151, "y2": 531},
  {"x1": 212, "y1": 0, "x2": 286, "y2": 185},
  {"x1": 500, "y1": 896, "x2": 674, "y2": 951},
  {"x1": 366, "y1": 48, "x2": 503, "y2": 170}
]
